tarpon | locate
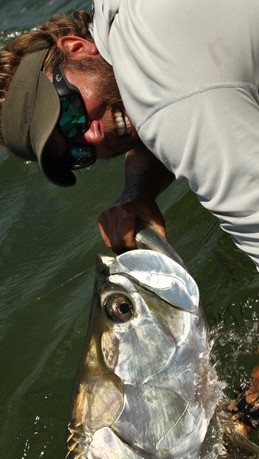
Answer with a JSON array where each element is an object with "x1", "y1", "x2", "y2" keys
[{"x1": 66, "y1": 226, "x2": 259, "y2": 458}]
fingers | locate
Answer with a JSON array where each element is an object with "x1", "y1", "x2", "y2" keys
[
  {"x1": 139, "y1": 203, "x2": 167, "y2": 241},
  {"x1": 97, "y1": 199, "x2": 167, "y2": 254},
  {"x1": 98, "y1": 205, "x2": 137, "y2": 254}
]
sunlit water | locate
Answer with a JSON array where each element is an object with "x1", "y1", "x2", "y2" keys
[{"x1": 0, "y1": 1, "x2": 258, "y2": 458}]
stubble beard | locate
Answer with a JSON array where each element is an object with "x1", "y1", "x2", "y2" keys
[{"x1": 67, "y1": 56, "x2": 140, "y2": 152}]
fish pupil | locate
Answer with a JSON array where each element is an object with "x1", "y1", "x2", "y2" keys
[{"x1": 119, "y1": 302, "x2": 130, "y2": 314}]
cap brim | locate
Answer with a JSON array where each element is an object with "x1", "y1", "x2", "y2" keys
[
  {"x1": 31, "y1": 72, "x2": 76, "y2": 187},
  {"x1": 1, "y1": 48, "x2": 76, "y2": 187}
]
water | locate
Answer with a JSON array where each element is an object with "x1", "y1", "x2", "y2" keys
[{"x1": 0, "y1": 1, "x2": 258, "y2": 457}]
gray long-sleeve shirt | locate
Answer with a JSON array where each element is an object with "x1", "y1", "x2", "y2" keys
[{"x1": 93, "y1": 0, "x2": 259, "y2": 269}]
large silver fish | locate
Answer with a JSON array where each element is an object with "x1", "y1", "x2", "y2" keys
[{"x1": 66, "y1": 227, "x2": 259, "y2": 458}]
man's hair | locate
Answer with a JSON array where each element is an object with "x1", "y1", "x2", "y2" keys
[{"x1": 0, "y1": 10, "x2": 93, "y2": 145}]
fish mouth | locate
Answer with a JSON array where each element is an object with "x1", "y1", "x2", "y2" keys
[
  {"x1": 96, "y1": 254, "x2": 114, "y2": 276},
  {"x1": 96, "y1": 225, "x2": 185, "y2": 279},
  {"x1": 96, "y1": 225, "x2": 186, "y2": 276}
]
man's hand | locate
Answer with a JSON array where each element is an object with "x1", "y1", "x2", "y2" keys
[
  {"x1": 98, "y1": 198, "x2": 167, "y2": 254},
  {"x1": 98, "y1": 144, "x2": 173, "y2": 254}
]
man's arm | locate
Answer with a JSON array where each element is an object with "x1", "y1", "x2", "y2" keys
[{"x1": 98, "y1": 144, "x2": 174, "y2": 253}]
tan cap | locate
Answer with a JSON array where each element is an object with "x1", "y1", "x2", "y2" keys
[{"x1": 1, "y1": 49, "x2": 76, "y2": 186}]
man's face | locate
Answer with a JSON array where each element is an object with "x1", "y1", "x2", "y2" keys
[{"x1": 45, "y1": 55, "x2": 140, "y2": 166}]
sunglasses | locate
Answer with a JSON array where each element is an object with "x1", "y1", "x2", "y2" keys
[{"x1": 53, "y1": 64, "x2": 96, "y2": 169}]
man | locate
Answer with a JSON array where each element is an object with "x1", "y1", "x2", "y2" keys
[{"x1": 0, "y1": 1, "x2": 259, "y2": 270}]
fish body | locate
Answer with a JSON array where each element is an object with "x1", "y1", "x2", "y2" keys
[{"x1": 66, "y1": 227, "x2": 221, "y2": 458}]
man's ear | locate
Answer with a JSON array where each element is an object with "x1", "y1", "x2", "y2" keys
[{"x1": 56, "y1": 36, "x2": 99, "y2": 59}]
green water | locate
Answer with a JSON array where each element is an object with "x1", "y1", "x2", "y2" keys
[{"x1": 0, "y1": 2, "x2": 258, "y2": 457}]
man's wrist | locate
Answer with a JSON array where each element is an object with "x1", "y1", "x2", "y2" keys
[{"x1": 111, "y1": 189, "x2": 146, "y2": 208}]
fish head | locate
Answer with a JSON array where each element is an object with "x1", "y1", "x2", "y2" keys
[
  {"x1": 69, "y1": 249, "x2": 219, "y2": 459},
  {"x1": 96, "y1": 249, "x2": 202, "y2": 386},
  {"x1": 67, "y1": 246, "x2": 220, "y2": 459}
]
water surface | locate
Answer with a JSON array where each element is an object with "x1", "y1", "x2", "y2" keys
[{"x1": 0, "y1": 1, "x2": 258, "y2": 457}]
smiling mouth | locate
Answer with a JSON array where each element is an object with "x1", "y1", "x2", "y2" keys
[{"x1": 114, "y1": 110, "x2": 132, "y2": 136}]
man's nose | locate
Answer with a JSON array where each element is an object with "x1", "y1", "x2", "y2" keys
[{"x1": 81, "y1": 120, "x2": 104, "y2": 145}]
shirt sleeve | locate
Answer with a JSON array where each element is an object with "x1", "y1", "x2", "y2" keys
[
  {"x1": 92, "y1": 0, "x2": 120, "y2": 65},
  {"x1": 138, "y1": 86, "x2": 259, "y2": 269}
]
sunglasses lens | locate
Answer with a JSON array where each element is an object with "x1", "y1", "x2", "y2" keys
[
  {"x1": 69, "y1": 145, "x2": 96, "y2": 169},
  {"x1": 53, "y1": 64, "x2": 96, "y2": 170},
  {"x1": 59, "y1": 94, "x2": 87, "y2": 139}
]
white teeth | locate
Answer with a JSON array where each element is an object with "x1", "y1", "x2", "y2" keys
[{"x1": 114, "y1": 110, "x2": 131, "y2": 136}]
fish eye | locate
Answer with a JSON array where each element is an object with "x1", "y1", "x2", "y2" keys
[{"x1": 103, "y1": 293, "x2": 134, "y2": 322}]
